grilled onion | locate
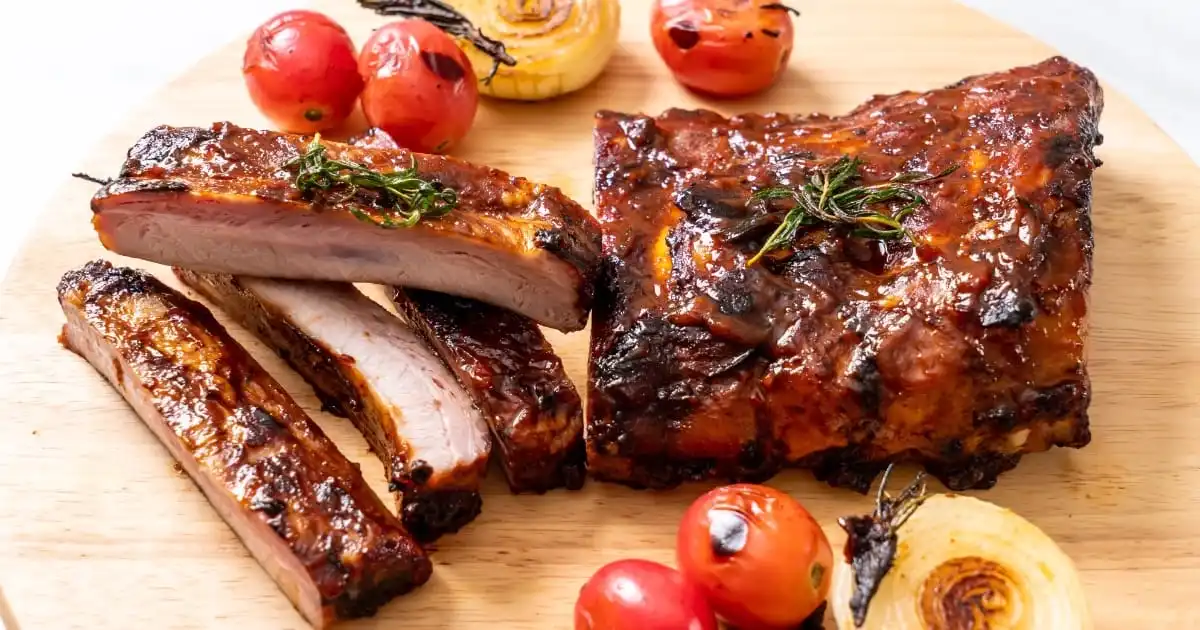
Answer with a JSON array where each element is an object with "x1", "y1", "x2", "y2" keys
[
  {"x1": 831, "y1": 472, "x2": 1091, "y2": 629},
  {"x1": 455, "y1": 0, "x2": 620, "y2": 100}
]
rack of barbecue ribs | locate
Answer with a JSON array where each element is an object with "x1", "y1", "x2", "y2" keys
[
  {"x1": 588, "y1": 57, "x2": 1102, "y2": 492},
  {"x1": 57, "y1": 261, "x2": 431, "y2": 628},
  {"x1": 392, "y1": 289, "x2": 587, "y2": 494},
  {"x1": 175, "y1": 271, "x2": 492, "y2": 542},
  {"x1": 87, "y1": 122, "x2": 603, "y2": 332}
]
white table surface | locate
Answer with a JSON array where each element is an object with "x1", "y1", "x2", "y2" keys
[{"x1": 0, "y1": 0, "x2": 1195, "y2": 286}]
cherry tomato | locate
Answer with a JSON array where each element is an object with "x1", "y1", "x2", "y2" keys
[
  {"x1": 358, "y1": 20, "x2": 479, "y2": 154},
  {"x1": 243, "y1": 10, "x2": 363, "y2": 133},
  {"x1": 651, "y1": 0, "x2": 796, "y2": 97},
  {"x1": 348, "y1": 127, "x2": 400, "y2": 151},
  {"x1": 676, "y1": 484, "x2": 832, "y2": 629},
  {"x1": 574, "y1": 559, "x2": 719, "y2": 630}
]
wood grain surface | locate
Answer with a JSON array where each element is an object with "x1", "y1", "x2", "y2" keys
[{"x1": 2, "y1": 1, "x2": 1198, "y2": 628}]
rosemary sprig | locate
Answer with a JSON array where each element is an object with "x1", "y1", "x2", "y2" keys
[
  {"x1": 72, "y1": 172, "x2": 113, "y2": 186},
  {"x1": 839, "y1": 465, "x2": 930, "y2": 627},
  {"x1": 746, "y1": 156, "x2": 957, "y2": 266},
  {"x1": 284, "y1": 135, "x2": 456, "y2": 228},
  {"x1": 357, "y1": 0, "x2": 517, "y2": 84}
]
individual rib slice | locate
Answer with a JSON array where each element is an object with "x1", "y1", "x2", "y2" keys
[
  {"x1": 391, "y1": 289, "x2": 587, "y2": 494},
  {"x1": 175, "y1": 270, "x2": 491, "y2": 543},
  {"x1": 57, "y1": 260, "x2": 431, "y2": 628},
  {"x1": 89, "y1": 122, "x2": 603, "y2": 332}
]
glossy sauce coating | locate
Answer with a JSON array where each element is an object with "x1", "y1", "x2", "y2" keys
[
  {"x1": 588, "y1": 57, "x2": 1102, "y2": 491},
  {"x1": 90, "y1": 122, "x2": 603, "y2": 330},
  {"x1": 175, "y1": 270, "x2": 488, "y2": 542},
  {"x1": 393, "y1": 288, "x2": 587, "y2": 494},
  {"x1": 57, "y1": 261, "x2": 431, "y2": 624}
]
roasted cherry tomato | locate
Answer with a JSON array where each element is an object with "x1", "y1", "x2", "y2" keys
[
  {"x1": 574, "y1": 559, "x2": 719, "y2": 630},
  {"x1": 243, "y1": 10, "x2": 363, "y2": 133},
  {"x1": 651, "y1": 0, "x2": 796, "y2": 97},
  {"x1": 348, "y1": 127, "x2": 401, "y2": 151},
  {"x1": 677, "y1": 484, "x2": 832, "y2": 629},
  {"x1": 358, "y1": 20, "x2": 479, "y2": 154}
]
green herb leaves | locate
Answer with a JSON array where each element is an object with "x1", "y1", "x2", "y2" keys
[
  {"x1": 285, "y1": 135, "x2": 456, "y2": 228},
  {"x1": 746, "y1": 156, "x2": 957, "y2": 266}
]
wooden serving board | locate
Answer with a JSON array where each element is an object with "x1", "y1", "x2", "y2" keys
[{"x1": 2, "y1": 1, "x2": 1198, "y2": 627}]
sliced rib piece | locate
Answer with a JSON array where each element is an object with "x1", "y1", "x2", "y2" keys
[
  {"x1": 175, "y1": 270, "x2": 491, "y2": 543},
  {"x1": 589, "y1": 57, "x2": 1101, "y2": 492},
  {"x1": 57, "y1": 260, "x2": 431, "y2": 628},
  {"x1": 89, "y1": 122, "x2": 602, "y2": 332},
  {"x1": 340, "y1": 131, "x2": 588, "y2": 494},
  {"x1": 391, "y1": 289, "x2": 586, "y2": 494}
]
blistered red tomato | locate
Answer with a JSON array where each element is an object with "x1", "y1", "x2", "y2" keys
[
  {"x1": 243, "y1": 10, "x2": 363, "y2": 133},
  {"x1": 651, "y1": 0, "x2": 796, "y2": 97},
  {"x1": 677, "y1": 484, "x2": 832, "y2": 629},
  {"x1": 574, "y1": 559, "x2": 719, "y2": 630},
  {"x1": 358, "y1": 20, "x2": 479, "y2": 154}
]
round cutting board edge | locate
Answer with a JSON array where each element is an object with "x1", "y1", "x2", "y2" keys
[{"x1": 3, "y1": 1, "x2": 1200, "y2": 628}]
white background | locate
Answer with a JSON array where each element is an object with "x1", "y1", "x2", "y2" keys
[{"x1": 0, "y1": 0, "x2": 1195, "y2": 284}]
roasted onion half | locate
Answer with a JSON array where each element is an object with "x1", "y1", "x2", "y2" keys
[
  {"x1": 831, "y1": 469, "x2": 1092, "y2": 629},
  {"x1": 455, "y1": 0, "x2": 621, "y2": 100}
]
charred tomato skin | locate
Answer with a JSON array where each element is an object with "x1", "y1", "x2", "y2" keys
[
  {"x1": 677, "y1": 484, "x2": 833, "y2": 629},
  {"x1": 650, "y1": 0, "x2": 796, "y2": 97},
  {"x1": 243, "y1": 10, "x2": 363, "y2": 133},
  {"x1": 574, "y1": 559, "x2": 719, "y2": 630},
  {"x1": 358, "y1": 19, "x2": 480, "y2": 154}
]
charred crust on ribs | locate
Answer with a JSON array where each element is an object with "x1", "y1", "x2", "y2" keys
[
  {"x1": 92, "y1": 178, "x2": 191, "y2": 201},
  {"x1": 93, "y1": 122, "x2": 604, "y2": 331},
  {"x1": 383, "y1": 453, "x2": 487, "y2": 542},
  {"x1": 400, "y1": 490, "x2": 484, "y2": 543},
  {"x1": 174, "y1": 270, "x2": 491, "y2": 545},
  {"x1": 57, "y1": 260, "x2": 432, "y2": 624},
  {"x1": 391, "y1": 287, "x2": 588, "y2": 494},
  {"x1": 587, "y1": 57, "x2": 1103, "y2": 491}
]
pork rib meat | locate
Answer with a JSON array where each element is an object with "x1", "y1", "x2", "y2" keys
[
  {"x1": 89, "y1": 123, "x2": 602, "y2": 331},
  {"x1": 588, "y1": 57, "x2": 1102, "y2": 492},
  {"x1": 58, "y1": 260, "x2": 431, "y2": 628},
  {"x1": 392, "y1": 289, "x2": 587, "y2": 494},
  {"x1": 175, "y1": 271, "x2": 491, "y2": 542}
]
